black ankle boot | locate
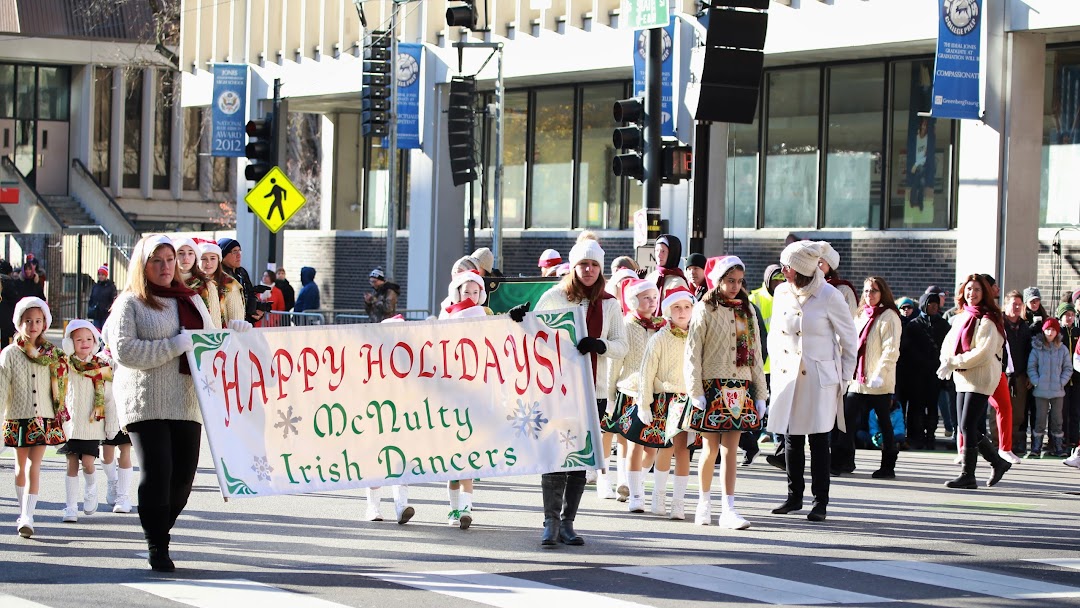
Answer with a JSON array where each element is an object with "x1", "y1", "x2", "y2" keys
[
  {"x1": 540, "y1": 474, "x2": 565, "y2": 547},
  {"x1": 977, "y1": 437, "x2": 1010, "y2": 487},
  {"x1": 771, "y1": 497, "x2": 803, "y2": 514},
  {"x1": 945, "y1": 448, "x2": 978, "y2": 489},
  {"x1": 559, "y1": 476, "x2": 586, "y2": 546},
  {"x1": 147, "y1": 534, "x2": 175, "y2": 572}
]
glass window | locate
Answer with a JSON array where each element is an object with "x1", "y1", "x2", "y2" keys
[
  {"x1": 363, "y1": 139, "x2": 409, "y2": 229},
  {"x1": 0, "y1": 65, "x2": 14, "y2": 118},
  {"x1": 578, "y1": 84, "x2": 622, "y2": 229},
  {"x1": 92, "y1": 67, "x2": 112, "y2": 187},
  {"x1": 153, "y1": 71, "x2": 173, "y2": 190},
  {"x1": 763, "y1": 69, "x2": 820, "y2": 228},
  {"x1": 824, "y1": 64, "x2": 884, "y2": 228},
  {"x1": 530, "y1": 87, "x2": 574, "y2": 228},
  {"x1": 211, "y1": 155, "x2": 228, "y2": 192},
  {"x1": 37, "y1": 66, "x2": 69, "y2": 121},
  {"x1": 123, "y1": 70, "x2": 143, "y2": 189},
  {"x1": 888, "y1": 60, "x2": 953, "y2": 229},
  {"x1": 625, "y1": 179, "x2": 643, "y2": 231},
  {"x1": 182, "y1": 107, "x2": 200, "y2": 191},
  {"x1": 15, "y1": 65, "x2": 33, "y2": 119},
  {"x1": 727, "y1": 118, "x2": 759, "y2": 228},
  {"x1": 484, "y1": 91, "x2": 527, "y2": 229},
  {"x1": 1040, "y1": 48, "x2": 1080, "y2": 227}
]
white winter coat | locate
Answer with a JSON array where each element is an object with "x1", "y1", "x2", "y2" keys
[{"x1": 766, "y1": 276, "x2": 858, "y2": 435}]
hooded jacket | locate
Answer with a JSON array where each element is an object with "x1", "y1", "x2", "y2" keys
[
  {"x1": 1028, "y1": 332, "x2": 1072, "y2": 399},
  {"x1": 293, "y1": 266, "x2": 321, "y2": 313},
  {"x1": 365, "y1": 277, "x2": 400, "y2": 322}
]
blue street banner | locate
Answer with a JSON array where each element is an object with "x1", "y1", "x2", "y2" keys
[
  {"x1": 389, "y1": 43, "x2": 422, "y2": 150},
  {"x1": 633, "y1": 19, "x2": 675, "y2": 137},
  {"x1": 211, "y1": 64, "x2": 247, "y2": 157},
  {"x1": 931, "y1": 0, "x2": 982, "y2": 120}
]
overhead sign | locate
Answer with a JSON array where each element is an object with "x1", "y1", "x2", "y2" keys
[
  {"x1": 633, "y1": 20, "x2": 675, "y2": 137},
  {"x1": 931, "y1": 0, "x2": 982, "y2": 120},
  {"x1": 391, "y1": 43, "x2": 422, "y2": 150},
  {"x1": 624, "y1": 0, "x2": 669, "y2": 30},
  {"x1": 211, "y1": 64, "x2": 247, "y2": 157},
  {"x1": 243, "y1": 166, "x2": 306, "y2": 233}
]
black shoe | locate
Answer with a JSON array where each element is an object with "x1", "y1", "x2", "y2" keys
[
  {"x1": 771, "y1": 499, "x2": 803, "y2": 515},
  {"x1": 765, "y1": 454, "x2": 785, "y2": 471},
  {"x1": 741, "y1": 448, "x2": 759, "y2": 467},
  {"x1": 541, "y1": 518, "x2": 560, "y2": 547},
  {"x1": 558, "y1": 521, "x2": 584, "y2": 546},
  {"x1": 871, "y1": 469, "x2": 895, "y2": 479},
  {"x1": 945, "y1": 473, "x2": 977, "y2": 489},
  {"x1": 829, "y1": 467, "x2": 842, "y2": 477},
  {"x1": 807, "y1": 504, "x2": 827, "y2": 522},
  {"x1": 148, "y1": 547, "x2": 175, "y2": 572}
]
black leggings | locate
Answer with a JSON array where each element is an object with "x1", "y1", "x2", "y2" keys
[
  {"x1": 957, "y1": 391, "x2": 990, "y2": 448},
  {"x1": 128, "y1": 419, "x2": 202, "y2": 541}
]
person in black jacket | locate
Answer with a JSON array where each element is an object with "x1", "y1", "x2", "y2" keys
[
  {"x1": 87, "y1": 263, "x2": 118, "y2": 330},
  {"x1": 275, "y1": 268, "x2": 296, "y2": 312},
  {"x1": 218, "y1": 238, "x2": 264, "y2": 325},
  {"x1": 1003, "y1": 290, "x2": 1034, "y2": 454},
  {"x1": 16, "y1": 259, "x2": 45, "y2": 302},
  {"x1": 899, "y1": 292, "x2": 943, "y2": 449},
  {"x1": 0, "y1": 259, "x2": 16, "y2": 345}
]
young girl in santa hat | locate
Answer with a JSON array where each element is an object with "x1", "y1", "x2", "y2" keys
[
  {"x1": 59, "y1": 319, "x2": 119, "y2": 522},
  {"x1": 197, "y1": 239, "x2": 245, "y2": 328},
  {"x1": 610, "y1": 278, "x2": 665, "y2": 510},
  {"x1": 2, "y1": 297, "x2": 69, "y2": 538},
  {"x1": 437, "y1": 271, "x2": 493, "y2": 528},
  {"x1": 684, "y1": 256, "x2": 767, "y2": 529},
  {"x1": 634, "y1": 285, "x2": 696, "y2": 519},
  {"x1": 174, "y1": 236, "x2": 213, "y2": 316},
  {"x1": 606, "y1": 267, "x2": 640, "y2": 316}
]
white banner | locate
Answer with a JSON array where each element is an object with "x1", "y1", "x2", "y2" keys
[{"x1": 185, "y1": 309, "x2": 601, "y2": 498}]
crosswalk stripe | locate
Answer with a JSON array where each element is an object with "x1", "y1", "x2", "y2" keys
[
  {"x1": 0, "y1": 594, "x2": 53, "y2": 608},
  {"x1": 823, "y1": 560, "x2": 1080, "y2": 600},
  {"x1": 362, "y1": 570, "x2": 654, "y2": 608},
  {"x1": 123, "y1": 579, "x2": 351, "y2": 608},
  {"x1": 608, "y1": 564, "x2": 894, "y2": 605},
  {"x1": 1024, "y1": 558, "x2": 1080, "y2": 571}
]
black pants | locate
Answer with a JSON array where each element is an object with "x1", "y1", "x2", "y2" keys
[
  {"x1": 784, "y1": 432, "x2": 830, "y2": 506},
  {"x1": 835, "y1": 393, "x2": 895, "y2": 470},
  {"x1": 905, "y1": 385, "x2": 939, "y2": 447},
  {"x1": 128, "y1": 419, "x2": 202, "y2": 542},
  {"x1": 1064, "y1": 381, "x2": 1080, "y2": 449},
  {"x1": 956, "y1": 391, "x2": 989, "y2": 447}
]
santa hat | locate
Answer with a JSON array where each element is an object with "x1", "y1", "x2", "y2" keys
[
  {"x1": 816, "y1": 241, "x2": 840, "y2": 271},
  {"x1": 661, "y1": 286, "x2": 696, "y2": 315},
  {"x1": 568, "y1": 239, "x2": 604, "y2": 269},
  {"x1": 623, "y1": 278, "x2": 659, "y2": 310},
  {"x1": 195, "y1": 238, "x2": 222, "y2": 258},
  {"x1": 448, "y1": 270, "x2": 487, "y2": 305},
  {"x1": 780, "y1": 241, "x2": 823, "y2": 277},
  {"x1": 443, "y1": 298, "x2": 488, "y2": 319},
  {"x1": 137, "y1": 234, "x2": 174, "y2": 263},
  {"x1": 97, "y1": 263, "x2": 109, "y2": 276},
  {"x1": 172, "y1": 236, "x2": 199, "y2": 255},
  {"x1": 13, "y1": 296, "x2": 51, "y2": 330},
  {"x1": 62, "y1": 319, "x2": 102, "y2": 357},
  {"x1": 554, "y1": 263, "x2": 571, "y2": 277},
  {"x1": 381, "y1": 314, "x2": 405, "y2": 323},
  {"x1": 704, "y1": 255, "x2": 745, "y2": 290},
  {"x1": 538, "y1": 249, "x2": 562, "y2": 269}
]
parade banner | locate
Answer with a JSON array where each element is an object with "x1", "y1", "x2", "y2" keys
[
  {"x1": 390, "y1": 43, "x2": 422, "y2": 150},
  {"x1": 210, "y1": 64, "x2": 247, "y2": 157},
  {"x1": 633, "y1": 19, "x2": 675, "y2": 137},
  {"x1": 931, "y1": 0, "x2": 982, "y2": 120},
  {"x1": 485, "y1": 277, "x2": 559, "y2": 314},
  {"x1": 186, "y1": 310, "x2": 602, "y2": 498}
]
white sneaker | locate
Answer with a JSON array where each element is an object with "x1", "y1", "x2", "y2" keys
[
  {"x1": 365, "y1": 502, "x2": 384, "y2": 522},
  {"x1": 585, "y1": 469, "x2": 598, "y2": 484},
  {"x1": 105, "y1": 480, "x2": 118, "y2": 506},
  {"x1": 650, "y1": 492, "x2": 666, "y2": 515},
  {"x1": 695, "y1": 501, "x2": 712, "y2": 526},
  {"x1": 999, "y1": 449, "x2": 1022, "y2": 464},
  {"x1": 628, "y1": 495, "x2": 645, "y2": 513},
  {"x1": 596, "y1": 481, "x2": 616, "y2": 500},
  {"x1": 112, "y1": 495, "x2": 132, "y2": 514},
  {"x1": 1064, "y1": 448, "x2": 1080, "y2": 469},
  {"x1": 669, "y1": 498, "x2": 685, "y2": 520},
  {"x1": 16, "y1": 517, "x2": 33, "y2": 538},
  {"x1": 718, "y1": 510, "x2": 751, "y2": 530},
  {"x1": 82, "y1": 474, "x2": 98, "y2": 516},
  {"x1": 61, "y1": 507, "x2": 78, "y2": 523},
  {"x1": 447, "y1": 510, "x2": 461, "y2": 527}
]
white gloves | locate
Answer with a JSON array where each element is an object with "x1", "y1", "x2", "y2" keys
[
  {"x1": 173, "y1": 333, "x2": 194, "y2": 354},
  {"x1": 228, "y1": 319, "x2": 253, "y2": 332},
  {"x1": 692, "y1": 396, "x2": 708, "y2": 411},
  {"x1": 936, "y1": 360, "x2": 955, "y2": 380},
  {"x1": 605, "y1": 399, "x2": 616, "y2": 415},
  {"x1": 636, "y1": 403, "x2": 654, "y2": 426},
  {"x1": 867, "y1": 376, "x2": 884, "y2": 389},
  {"x1": 754, "y1": 399, "x2": 767, "y2": 418}
]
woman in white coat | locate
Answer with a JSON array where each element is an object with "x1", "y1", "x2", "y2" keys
[{"x1": 767, "y1": 241, "x2": 858, "y2": 522}]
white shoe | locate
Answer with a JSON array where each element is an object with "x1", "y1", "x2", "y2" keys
[
  {"x1": 650, "y1": 492, "x2": 666, "y2": 515},
  {"x1": 16, "y1": 517, "x2": 33, "y2": 538},
  {"x1": 365, "y1": 502, "x2": 384, "y2": 522},
  {"x1": 585, "y1": 469, "x2": 598, "y2": 484},
  {"x1": 1064, "y1": 448, "x2": 1080, "y2": 469},
  {"x1": 596, "y1": 481, "x2": 616, "y2": 500},
  {"x1": 695, "y1": 501, "x2": 712, "y2": 526},
  {"x1": 952, "y1": 454, "x2": 963, "y2": 465},
  {"x1": 670, "y1": 498, "x2": 685, "y2": 520},
  {"x1": 105, "y1": 480, "x2": 118, "y2": 506},
  {"x1": 718, "y1": 510, "x2": 751, "y2": 530},
  {"x1": 61, "y1": 507, "x2": 79, "y2": 523},
  {"x1": 999, "y1": 449, "x2": 1021, "y2": 464},
  {"x1": 447, "y1": 510, "x2": 461, "y2": 527},
  {"x1": 112, "y1": 495, "x2": 132, "y2": 514},
  {"x1": 82, "y1": 472, "x2": 98, "y2": 515},
  {"x1": 628, "y1": 495, "x2": 645, "y2": 513}
]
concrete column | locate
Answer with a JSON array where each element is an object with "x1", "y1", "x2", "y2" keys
[
  {"x1": 141, "y1": 69, "x2": 155, "y2": 198},
  {"x1": 69, "y1": 65, "x2": 93, "y2": 165},
  {"x1": 319, "y1": 114, "x2": 335, "y2": 230},
  {"x1": 109, "y1": 67, "x2": 124, "y2": 195},
  {"x1": 702, "y1": 121, "x2": 728, "y2": 255},
  {"x1": 332, "y1": 112, "x2": 362, "y2": 230},
  {"x1": 170, "y1": 82, "x2": 183, "y2": 199}
]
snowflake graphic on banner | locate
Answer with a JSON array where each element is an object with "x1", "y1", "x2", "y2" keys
[
  {"x1": 508, "y1": 399, "x2": 548, "y2": 439},
  {"x1": 200, "y1": 374, "x2": 217, "y2": 395},
  {"x1": 251, "y1": 456, "x2": 274, "y2": 482},
  {"x1": 559, "y1": 429, "x2": 577, "y2": 449},
  {"x1": 275, "y1": 406, "x2": 302, "y2": 438}
]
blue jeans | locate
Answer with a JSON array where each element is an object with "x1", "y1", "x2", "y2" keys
[{"x1": 937, "y1": 388, "x2": 955, "y2": 435}]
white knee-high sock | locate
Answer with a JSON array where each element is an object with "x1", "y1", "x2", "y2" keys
[
  {"x1": 722, "y1": 494, "x2": 735, "y2": 514},
  {"x1": 461, "y1": 491, "x2": 473, "y2": 511},
  {"x1": 65, "y1": 475, "x2": 79, "y2": 511},
  {"x1": 448, "y1": 486, "x2": 461, "y2": 511},
  {"x1": 699, "y1": 484, "x2": 712, "y2": 506},
  {"x1": 117, "y1": 467, "x2": 133, "y2": 497},
  {"x1": 627, "y1": 470, "x2": 642, "y2": 498},
  {"x1": 103, "y1": 461, "x2": 118, "y2": 483},
  {"x1": 15, "y1": 484, "x2": 25, "y2": 510},
  {"x1": 23, "y1": 493, "x2": 37, "y2": 520},
  {"x1": 617, "y1": 456, "x2": 628, "y2": 487},
  {"x1": 673, "y1": 475, "x2": 689, "y2": 502},
  {"x1": 653, "y1": 468, "x2": 670, "y2": 498}
]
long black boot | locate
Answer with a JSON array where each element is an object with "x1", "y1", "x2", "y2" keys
[
  {"x1": 559, "y1": 475, "x2": 586, "y2": 546},
  {"x1": 945, "y1": 447, "x2": 978, "y2": 489},
  {"x1": 540, "y1": 474, "x2": 564, "y2": 547},
  {"x1": 978, "y1": 436, "x2": 1011, "y2": 487},
  {"x1": 147, "y1": 533, "x2": 175, "y2": 572}
]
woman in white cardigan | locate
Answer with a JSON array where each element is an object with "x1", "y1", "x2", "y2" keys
[
  {"x1": 833, "y1": 277, "x2": 903, "y2": 478},
  {"x1": 535, "y1": 238, "x2": 627, "y2": 547},
  {"x1": 767, "y1": 241, "x2": 858, "y2": 523}
]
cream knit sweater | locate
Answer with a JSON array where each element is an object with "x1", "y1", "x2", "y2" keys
[
  {"x1": 0, "y1": 344, "x2": 63, "y2": 420},
  {"x1": 203, "y1": 279, "x2": 224, "y2": 329},
  {"x1": 224, "y1": 280, "x2": 246, "y2": 325},
  {"x1": 102, "y1": 292, "x2": 209, "y2": 427},
  {"x1": 847, "y1": 308, "x2": 902, "y2": 395},
  {"x1": 638, "y1": 324, "x2": 688, "y2": 402},
  {"x1": 535, "y1": 287, "x2": 628, "y2": 401},
  {"x1": 940, "y1": 313, "x2": 1005, "y2": 396},
  {"x1": 685, "y1": 300, "x2": 768, "y2": 402},
  {"x1": 64, "y1": 353, "x2": 120, "y2": 441},
  {"x1": 608, "y1": 316, "x2": 658, "y2": 402}
]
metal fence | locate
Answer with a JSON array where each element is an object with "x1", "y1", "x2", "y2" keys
[{"x1": 262, "y1": 308, "x2": 432, "y2": 327}]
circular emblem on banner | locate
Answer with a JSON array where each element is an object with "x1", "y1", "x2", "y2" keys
[
  {"x1": 636, "y1": 28, "x2": 672, "y2": 62},
  {"x1": 397, "y1": 53, "x2": 420, "y2": 88},
  {"x1": 217, "y1": 90, "x2": 242, "y2": 115},
  {"x1": 943, "y1": 0, "x2": 979, "y2": 36}
]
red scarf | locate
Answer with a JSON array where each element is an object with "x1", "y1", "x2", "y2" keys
[
  {"x1": 149, "y1": 281, "x2": 204, "y2": 375},
  {"x1": 952, "y1": 304, "x2": 1003, "y2": 356},
  {"x1": 856, "y1": 304, "x2": 886, "y2": 383},
  {"x1": 720, "y1": 297, "x2": 755, "y2": 367},
  {"x1": 587, "y1": 291, "x2": 615, "y2": 384},
  {"x1": 633, "y1": 313, "x2": 667, "y2": 332},
  {"x1": 444, "y1": 298, "x2": 478, "y2": 316}
]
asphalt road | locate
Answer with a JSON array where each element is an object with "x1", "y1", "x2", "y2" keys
[{"x1": 1, "y1": 440, "x2": 1078, "y2": 608}]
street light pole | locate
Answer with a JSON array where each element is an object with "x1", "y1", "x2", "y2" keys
[
  {"x1": 492, "y1": 44, "x2": 504, "y2": 271},
  {"x1": 385, "y1": 0, "x2": 401, "y2": 281}
]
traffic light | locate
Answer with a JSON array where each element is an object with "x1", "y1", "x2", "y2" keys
[
  {"x1": 362, "y1": 30, "x2": 391, "y2": 138},
  {"x1": 661, "y1": 142, "x2": 692, "y2": 184},
  {"x1": 446, "y1": 0, "x2": 478, "y2": 29},
  {"x1": 244, "y1": 114, "x2": 274, "y2": 182},
  {"x1": 447, "y1": 76, "x2": 478, "y2": 186},
  {"x1": 612, "y1": 97, "x2": 644, "y2": 181}
]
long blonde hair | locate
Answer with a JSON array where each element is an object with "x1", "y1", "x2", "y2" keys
[{"x1": 126, "y1": 235, "x2": 173, "y2": 311}]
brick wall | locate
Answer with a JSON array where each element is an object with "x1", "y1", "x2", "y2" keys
[{"x1": 282, "y1": 233, "x2": 409, "y2": 311}]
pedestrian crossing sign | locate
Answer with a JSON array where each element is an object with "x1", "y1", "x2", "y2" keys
[{"x1": 244, "y1": 166, "x2": 306, "y2": 233}]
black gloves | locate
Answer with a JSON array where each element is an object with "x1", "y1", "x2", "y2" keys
[
  {"x1": 508, "y1": 302, "x2": 530, "y2": 323},
  {"x1": 576, "y1": 337, "x2": 607, "y2": 355}
]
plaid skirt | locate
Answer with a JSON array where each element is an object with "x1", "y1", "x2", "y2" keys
[
  {"x1": 620, "y1": 392, "x2": 681, "y2": 448},
  {"x1": 3, "y1": 417, "x2": 67, "y2": 447},
  {"x1": 678, "y1": 378, "x2": 762, "y2": 433}
]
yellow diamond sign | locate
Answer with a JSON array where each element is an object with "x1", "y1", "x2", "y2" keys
[{"x1": 244, "y1": 166, "x2": 306, "y2": 233}]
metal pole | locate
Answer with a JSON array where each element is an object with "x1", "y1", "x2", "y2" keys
[
  {"x1": 492, "y1": 43, "x2": 504, "y2": 270},
  {"x1": 268, "y1": 78, "x2": 281, "y2": 266},
  {"x1": 645, "y1": 27, "x2": 662, "y2": 211},
  {"x1": 385, "y1": 2, "x2": 400, "y2": 281},
  {"x1": 689, "y1": 122, "x2": 710, "y2": 254}
]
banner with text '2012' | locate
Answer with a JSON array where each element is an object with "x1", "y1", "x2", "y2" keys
[{"x1": 186, "y1": 310, "x2": 602, "y2": 499}]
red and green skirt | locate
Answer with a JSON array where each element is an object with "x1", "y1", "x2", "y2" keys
[
  {"x1": 677, "y1": 378, "x2": 762, "y2": 434},
  {"x1": 619, "y1": 392, "x2": 681, "y2": 448},
  {"x1": 3, "y1": 417, "x2": 67, "y2": 447}
]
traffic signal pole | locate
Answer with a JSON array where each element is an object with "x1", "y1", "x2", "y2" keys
[
  {"x1": 644, "y1": 27, "x2": 662, "y2": 212},
  {"x1": 385, "y1": 0, "x2": 401, "y2": 282}
]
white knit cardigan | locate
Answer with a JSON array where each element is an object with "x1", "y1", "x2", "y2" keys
[
  {"x1": 847, "y1": 308, "x2": 902, "y2": 395},
  {"x1": 685, "y1": 299, "x2": 768, "y2": 402},
  {"x1": 0, "y1": 344, "x2": 62, "y2": 421},
  {"x1": 608, "y1": 315, "x2": 658, "y2": 402},
  {"x1": 638, "y1": 324, "x2": 688, "y2": 402},
  {"x1": 64, "y1": 353, "x2": 120, "y2": 441}
]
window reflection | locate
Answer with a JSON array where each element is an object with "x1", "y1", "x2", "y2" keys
[
  {"x1": 530, "y1": 88, "x2": 574, "y2": 228},
  {"x1": 1041, "y1": 47, "x2": 1080, "y2": 226},
  {"x1": 824, "y1": 64, "x2": 884, "y2": 228},
  {"x1": 579, "y1": 84, "x2": 623, "y2": 229},
  {"x1": 763, "y1": 69, "x2": 819, "y2": 228}
]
